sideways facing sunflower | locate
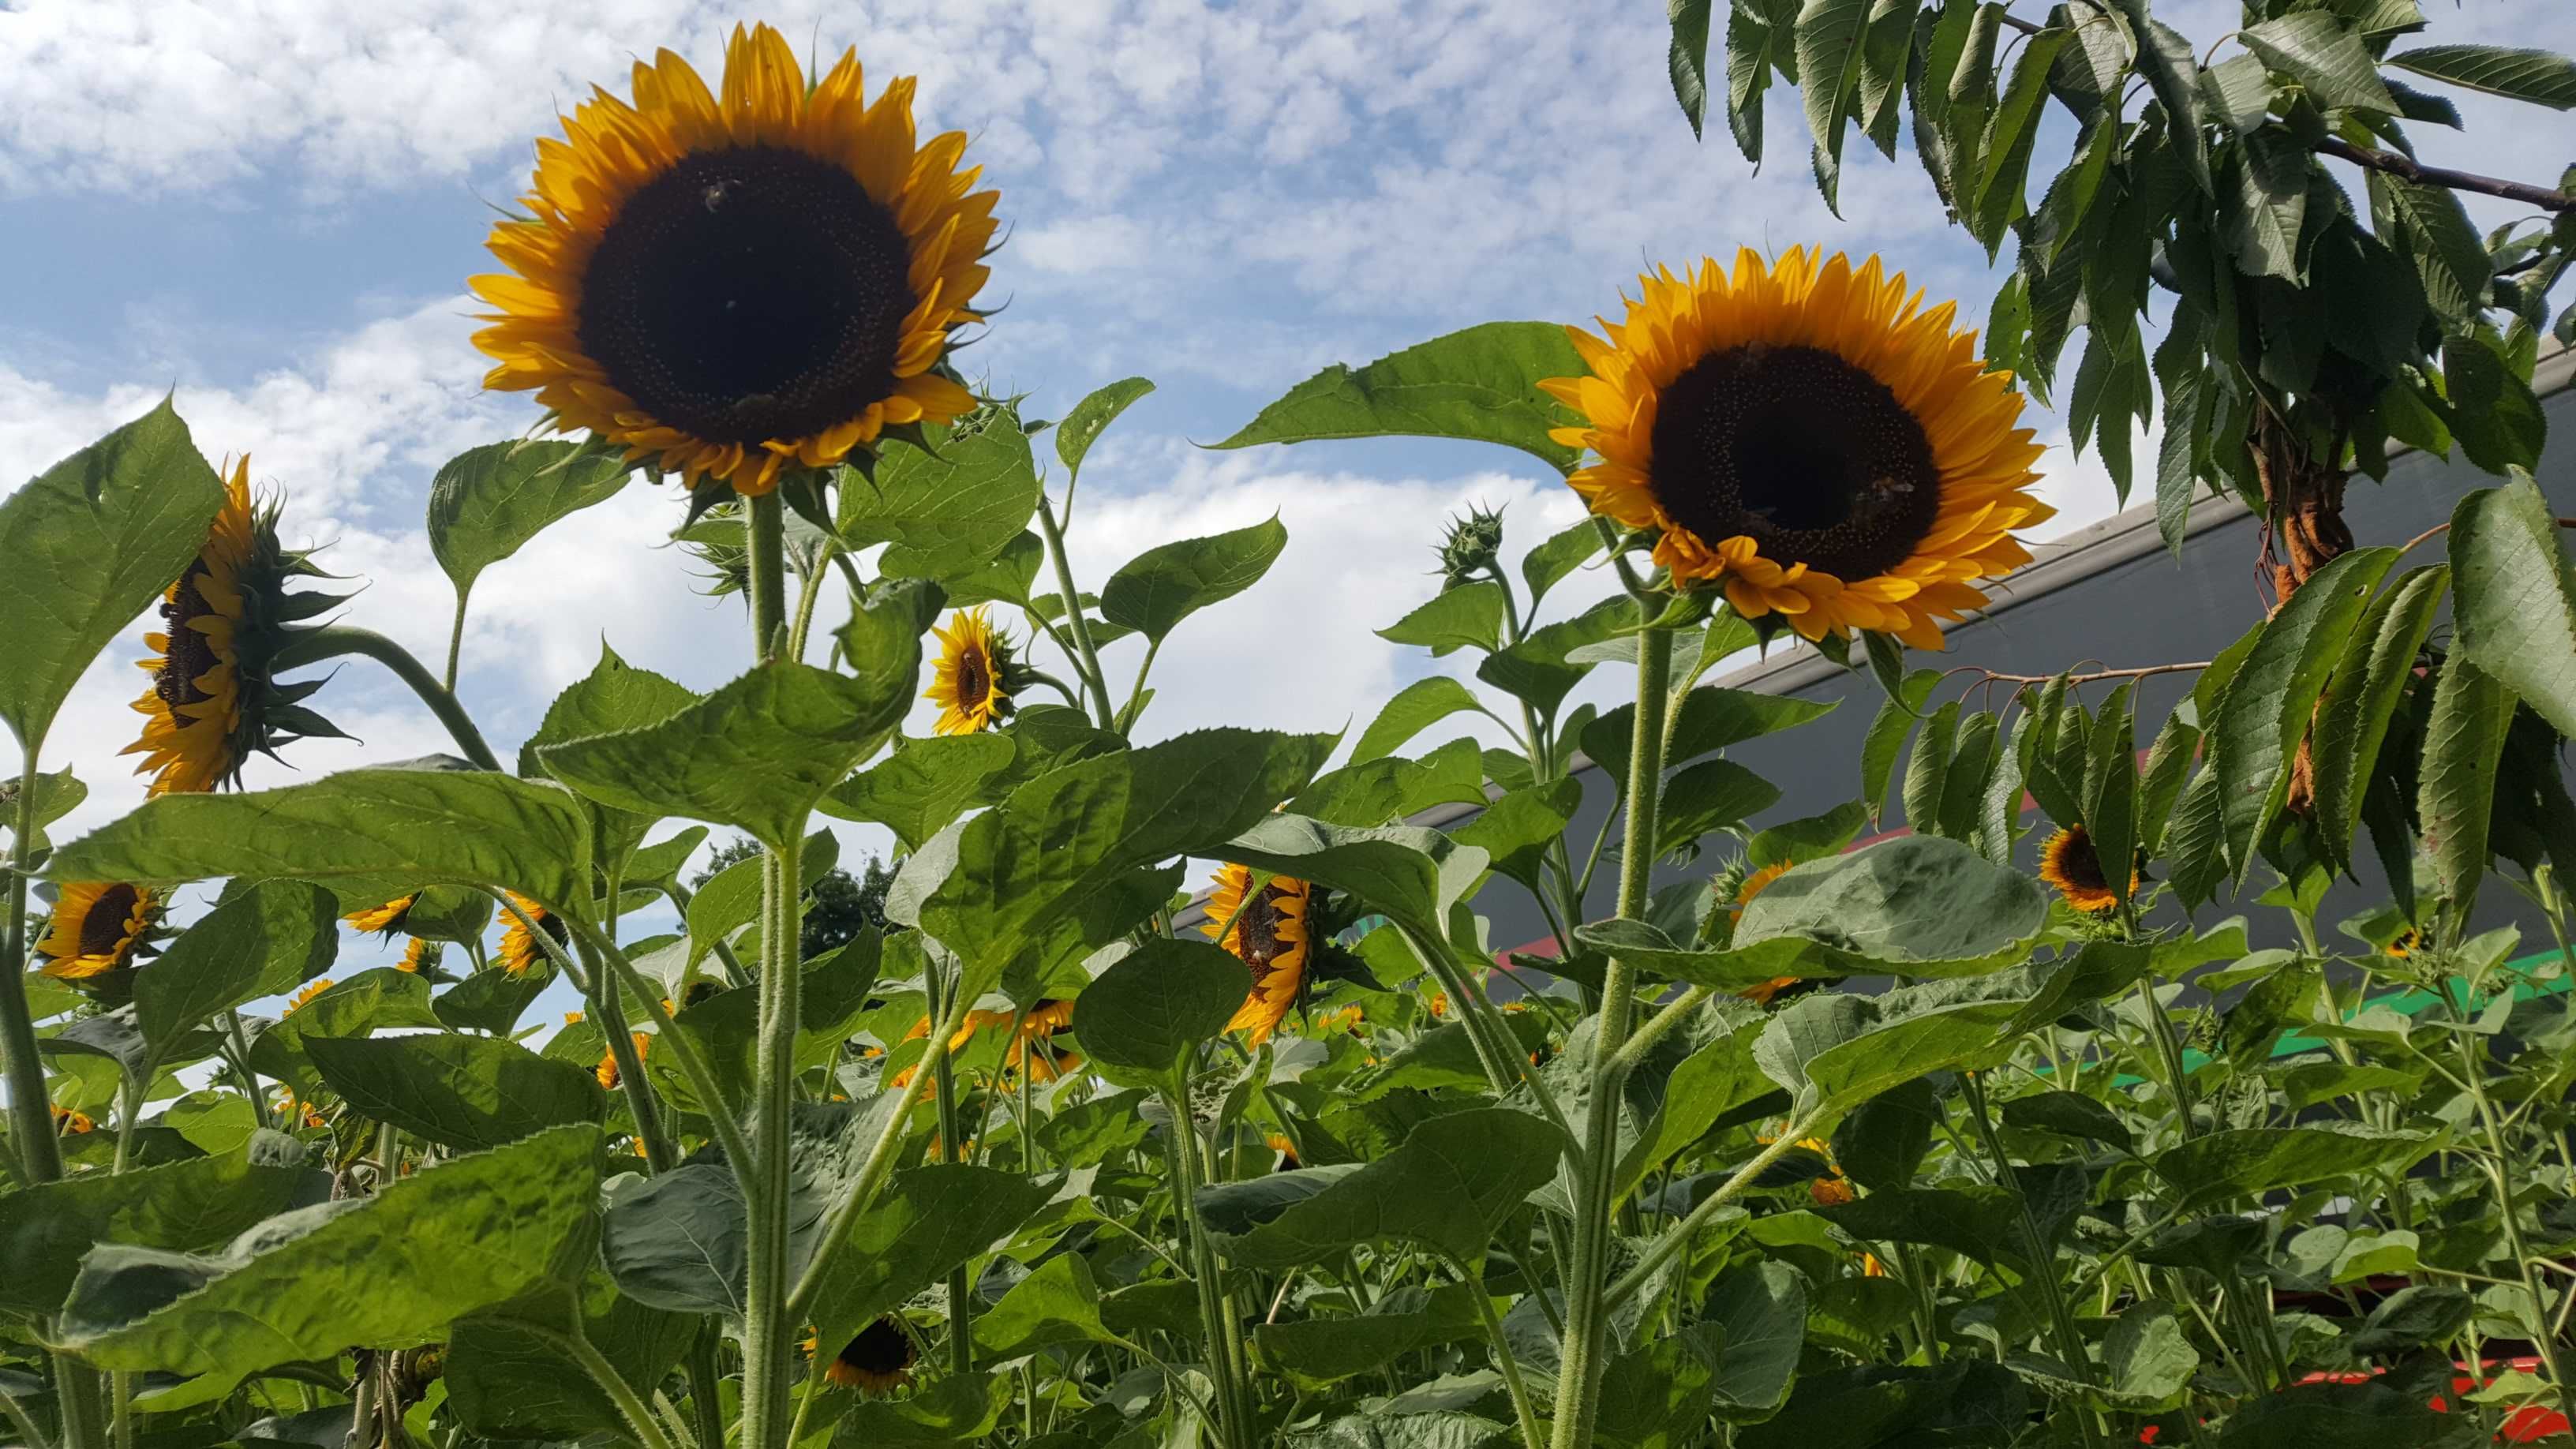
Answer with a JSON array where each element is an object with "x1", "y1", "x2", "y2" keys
[
  {"x1": 1542, "y1": 248, "x2": 2048, "y2": 650},
  {"x1": 1202, "y1": 864, "x2": 1315, "y2": 1046},
  {"x1": 36, "y1": 882, "x2": 162, "y2": 987},
  {"x1": 499, "y1": 893, "x2": 570, "y2": 975},
  {"x1": 470, "y1": 23, "x2": 999, "y2": 503},
  {"x1": 2038, "y1": 825, "x2": 2142, "y2": 915},
  {"x1": 125, "y1": 455, "x2": 344, "y2": 796}
]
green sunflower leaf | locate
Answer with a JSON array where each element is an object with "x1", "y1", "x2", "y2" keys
[
  {"x1": 56, "y1": 1124, "x2": 601, "y2": 1406},
  {"x1": 1100, "y1": 515, "x2": 1289, "y2": 643},
  {"x1": 890, "y1": 728, "x2": 1332, "y2": 1008},
  {"x1": 0, "y1": 768, "x2": 86, "y2": 846},
  {"x1": 820, "y1": 732, "x2": 1017, "y2": 851},
  {"x1": 132, "y1": 882, "x2": 339, "y2": 1064},
  {"x1": 247, "y1": 967, "x2": 443, "y2": 1098},
  {"x1": 837, "y1": 414, "x2": 1043, "y2": 579},
  {"x1": 2150, "y1": 1125, "x2": 2433, "y2": 1208},
  {"x1": 1057, "y1": 376, "x2": 1156, "y2": 478},
  {"x1": 444, "y1": 1272, "x2": 698, "y2": 1443},
  {"x1": 0, "y1": 1144, "x2": 316, "y2": 1319},
  {"x1": 1216, "y1": 815, "x2": 1487, "y2": 942},
  {"x1": 0, "y1": 399, "x2": 227, "y2": 749},
  {"x1": 972, "y1": 1252, "x2": 1115, "y2": 1360},
  {"x1": 541, "y1": 660, "x2": 909, "y2": 853},
  {"x1": 1733, "y1": 833, "x2": 2046, "y2": 978},
  {"x1": 1351, "y1": 676, "x2": 1488, "y2": 766},
  {"x1": 303, "y1": 1033, "x2": 605, "y2": 1151},
  {"x1": 1195, "y1": 1107, "x2": 1562, "y2": 1268},
  {"x1": 1074, "y1": 938, "x2": 1249, "y2": 1080},
  {"x1": 1379, "y1": 582, "x2": 1508, "y2": 656},
  {"x1": 44, "y1": 764, "x2": 593, "y2": 911},
  {"x1": 425, "y1": 440, "x2": 631, "y2": 608},
  {"x1": 1212, "y1": 321, "x2": 1586, "y2": 474}
]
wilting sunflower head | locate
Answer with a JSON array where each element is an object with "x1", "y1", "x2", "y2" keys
[
  {"x1": 926, "y1": 606, "x2": 1018, "y2": 736},
  {"x1": 1436, "y1": 502, "x2": 1507, "y2": 590},
  {"x1": 470, "y1": 23, "x2": 999, "y2": 501},
  {"x1": 1202, "y1": 863, "x2": 1312, "y2": 1046},
  {"x1": 36, "y1": 882, "x2": 159, "y2": 983},
  {"x1": 2038, "y1": 825, "x2": 2136, "y2": 915},
  {"x1": 124, "y1": 456, "x2": 345, "y2": 796},
  {"x1": 497, "y1": 891, "x2": 568, "y2": 975},
  {"x1": 1541, "y1": 248, "x2": 2050, "y2": 650}
]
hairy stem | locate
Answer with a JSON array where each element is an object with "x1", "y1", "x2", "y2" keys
[
  {"x1": 1034, "y1": 494, "x2": 1119, "y2": 732},
  {"x1": 271, "y1": 627, "x2": 502, "y2": 771}
]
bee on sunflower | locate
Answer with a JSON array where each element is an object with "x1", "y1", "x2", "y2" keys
[
  {"x1": 1202, "y1": 864, "x2": 1314, "y2": 1046},
  {"x1": 470, "y1": 23, "x2": 1000, "y2": 506},
  {"x1": 1541, "y1": 248, "x2": 2050, "y2": 650},
  {"x1": 925, "y1": 606, "x2": 1026, "y2": 736},
  {"x1": 497, "y1": 892, "x2": 568, "y2": 975},
  {"x1": 2037, "y1": 825, "x2": 2140, "y2": 915},
  {"x1": 805, "y1": 1317, "x2": 917, "y2": 1395},
  {"x1": 35, "y1": 882, "x2": 160, "y2": 984},
  {"x1": 123, "y1": 456, "x2": 344, "y2": 796}
]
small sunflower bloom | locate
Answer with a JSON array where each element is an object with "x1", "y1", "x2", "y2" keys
[
  {"x1": 1730, "y1": 859, "x2": 1806, "y2": 1006},
  {"x1": 51, "y1": 1103, "x2": 95, "y2": 1136},
  {"x1": 597, "y1": 1032, "x2": 651, "y2": 1091},
  {"x1": 1541, "y1": 249, "x2": 2050, "y2": 650},
  {"x1": 925, "y1": 607, "x2": 1017, "y2": 736},
  {"x1": 1202, "y1": 864, "x2": 1312, "y2": 1046},
  {"x1": 123, "y1": 455, "x2": 343, "y2": 794},
  {"x1": 36, "y1": 883, "x2": 157, "y2": 981},
  {"x1": 470, "y1": 24, "x2": 1000, "y2": 499},
  {"x1": 2038, "y1": 825, "x2": 2136, "y2": 915},
  {"x1": 395, "y1": 938, "x2": 441, "y2": 974},
  {"x1": 284, "y1": 978, "x2": 334, "y2": 1016},
  {"x1": 498, "y1": 892, "x2": 567, "y2": 975},
  {"x1": 344, "y1": 894, "x2": 417, "y2": 936}
]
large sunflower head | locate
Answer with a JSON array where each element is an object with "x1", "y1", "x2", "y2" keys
[
  {"x1": 123, "y1": 456, "x2": 343, "y2": 796},
  {"x1": 925, "y1": 607, "x2": 1017, "y2": 736},
  {"x1": 497, "y1": 892, "x2": 568, "y2": 975},
  {"x1": 471, "y1": 23, "x2": 999, "y2": 500},
  {"x1": 1541, "y1": 249, "x2": 2050, "y2": 650},
  {"x1": 2038, "y1": 825, "x2": 2137, "y2": 914},
  {"x1": 36, "y1": 882, "x2": 159, "y2": 982},
  {"x1": 811, "y1": 1316, "x2": 917, "y2": 1395},
  {"x1": 1201, "y1": 864, "x2": 1312, "y2": 1046}
]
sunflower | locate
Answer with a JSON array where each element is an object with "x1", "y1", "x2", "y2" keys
[
  {"x1": 2386, "y1": 926, "x2": 2426, "y2": 958},
  {"x1": 1266, "y1": 1132, "x2": 1302, "y2": 1170},
  {"x1": 807, "y1": 1317, "x2": 917, "y2": 1395},
  {"x1": 925, "y1": 607, "x2": 1015, "y2": 736},
  {"x1": 123, "y1": 455, "x2": 340, "y2": 795},
  {"x1": 275, "y1": 1090, "x2": 328, "y2": 1131},
  {"x1": 284, "y1": 979, "x2": 335, "y2": 1016},
  {"x1": 345, "y1": 895, "x2": 417, "y2": 935},
  {"x1": 36, "y1": 883, "x2": 157, "y2": 980},
  {"x1": 1428, "y1": 990, "x2": 1450, "y2": 1019},
  {"x1": 1541, "y1": 249, "x2": 2050, "y2": 650},
  {"x1": 2038, "y1": 825, "x2": 2136, "y2": 915},
  {"x1": 51, "y1": 1104, "x2": 94, "y2": 1136},
  {"x1": 1729, "y1": 859, "x2": 1809, "y2": 1006},
  {"x1": 498, "y1": 892, "x2": 567, "y2": 975},
  {"x1": 888, "y1": 1016, "x2": 933, "y2": 1088},
  {"x1": 470, "y1": 23, "x2": 998, "y2": 499},
  {"x1": 395, "y1": 938, "x2": 441, "y2": 974},
  {"x1": 1202, "y1": 864, "x2": 1312, "y2": 1046},
  {"x1": 597, "y1": 1032, "x2": 651, "y2": 1091}
]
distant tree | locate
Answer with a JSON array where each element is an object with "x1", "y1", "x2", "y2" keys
[{"x1": 693, "y1": 837, "x2": 899, "y2": 959}]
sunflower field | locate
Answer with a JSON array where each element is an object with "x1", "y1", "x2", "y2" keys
[{"x1": 9, "y1": 9, "x2": 2576, "y2": 1449}]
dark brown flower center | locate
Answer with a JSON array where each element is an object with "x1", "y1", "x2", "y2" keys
[
  {"x1": 79, "y1": 886, "x2": 140, "y2": 957},
  {"x1": 579, "y1": 145, "x2": 918, "y2": 449},
  {"x1": 955, "y1": 646, "x2": 990, "y2": 707},
  {"x1": 155, "y1": 564, "x2": 220, "y2": 711},
  {"x1": 838, "y1": 1317, "x2": 914, "y2": 1374},
  {"x1": 2056, "y1": 827, "x2": 2108, "y2": 890},
  {"x1": 1237, "y1": 886, "x2": 1293, "y2": 971},
  {"x1": 1648, "y1": 343, "x2": 1941, "y2": 582}
]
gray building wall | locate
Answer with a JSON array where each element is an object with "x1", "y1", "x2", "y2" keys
[{"x1": 1440, "y1": 349, "x2": 2576, "y2": 967}]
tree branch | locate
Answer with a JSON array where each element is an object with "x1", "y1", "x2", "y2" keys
[{"x1": 2315, "y1": 137, "x2": 2575, "y2": 213}]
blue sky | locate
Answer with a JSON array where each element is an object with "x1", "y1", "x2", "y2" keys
[{"x1": 3, "y1": 0, "x2": 2573, "y2": 1008}]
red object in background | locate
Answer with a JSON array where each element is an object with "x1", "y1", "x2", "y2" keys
[{"x1": 2135, "y1": 1361, "x2": 2569, "y2": 1443}]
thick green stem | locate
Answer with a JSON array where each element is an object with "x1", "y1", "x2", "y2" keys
[
  {"x1": 1456, "y1": 1258, "x2": 1546, "y2": 1449},
  {"x1": 271, "y1": 627, "x2": 501, "y2": 771},
  {"x1": 1033, "y1": 495, "x2": 1118, "y2": 732},
  {"x1": 683, "y1": 1331, "x2": 727, "y2": 1449},
  {"x1": 5, "y1": 740, "x2": 107, "y2": 1449},
  {"x1": 1961, "y1": 1072, "x2": 2102, "y2": 1447},
  {"x1": 929, "y1": 969, "x2": 975, "y2": 1376},
  {"x1": 1607, "y1": 1121, "x2": 1814, "y2": 1309},
  {"x1": 1548, "y1": 618, "x2": 1672, "y2": 1449},
  {"x1": 442, "y1": 590, "x2": 470, "y2": 694},
  {"x1": 1160, "y1": 1087, "x2": 1252, "y2": 1449},
  {"x1": 531, "y1": 1319, "x2": 673, "y2": 1449},
  {"x1": 787, "y1": 541, "x2": 838, "y2": 664},
  {"x1": 741, "y1": 489, "x2": 803, "y2": 1449},
  {"x1": 2466, "y1": 1033, "x2": 2576, "y2": 1428}
]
